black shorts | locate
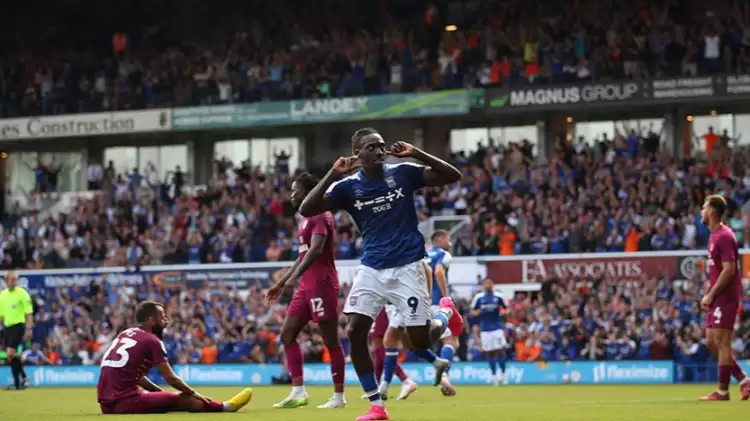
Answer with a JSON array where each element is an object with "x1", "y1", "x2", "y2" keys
[{"x1": 2, "y1": 323, "x2": 25, "y2": 349}]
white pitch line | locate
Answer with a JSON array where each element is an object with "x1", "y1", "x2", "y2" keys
[{"x1": 424, "y1": 398, "x2": 695, "y2": 408}]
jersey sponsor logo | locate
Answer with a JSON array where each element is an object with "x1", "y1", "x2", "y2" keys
[
  {"x1": 479, "y1": 302, "x2": 499, "y2": 311},
  {"x1": 353, "y1": 188, "x2": 405, "y2": 213}
]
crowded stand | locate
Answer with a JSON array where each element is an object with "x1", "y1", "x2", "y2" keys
[
  {"x1": 4, "y1": 132, "x2": 750, "y2": 381},
  {"x1": 7, "y1": 127, "x2": 749, "y2": 271},
  {"x1": 2, "y1": 0, "x2": 750, "y2": 396},
  {"x1": 3, "y1": 0, "x2": 750, "y2": 117}
]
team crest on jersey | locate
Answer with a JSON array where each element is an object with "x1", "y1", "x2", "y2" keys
[
  {"x1": 349, "y1": 296, "x2": 358, "y2": 306},
  {"x1": 385, "y1": 176, "x2": 397, "y2": 188},
  {"x1": 354, "y1": 189, "x2": 364, "y2": 197}
]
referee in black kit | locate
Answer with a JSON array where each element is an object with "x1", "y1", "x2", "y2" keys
[{"x1": 0, "y1": 271, "x2": 33, "y2": 390}]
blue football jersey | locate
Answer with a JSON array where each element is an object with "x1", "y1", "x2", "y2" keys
[
  {"x1": 326, "y1": 162, "x2": 426, "y2": 269},
  {"x1": 426, "y1": 245, "x2": 452, "y2": 305},
  {"x1": 471, "y1": 292, "x2": 506, "y2": 332}
]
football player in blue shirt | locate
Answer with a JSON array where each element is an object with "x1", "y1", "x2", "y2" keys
[
  {"x1": 427, "y1": 230, "x2": 452, "y2": 314},
  {"x1": 426, "y1": 229, "x2": 463, "y2": 396},
  {"x1": 471, "y1": 278, "x2": 508, "y2": 386},
  {"x1": 300, "y1": 127, "x2": 462, "y2": 421}
]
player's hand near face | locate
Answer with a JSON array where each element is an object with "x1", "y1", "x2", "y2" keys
[
  {"x1": 331, "y1": 155, "x2": 359, "y2": 177},
  {"x1": 389, "y1": 140, "x2": 462, "y2": 186},
  {"x1": 388, "y1": 141, "x2": 417, "y2": 157}
]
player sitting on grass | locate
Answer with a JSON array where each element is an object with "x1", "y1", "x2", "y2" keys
[
  {"x1": 97, "y1": 301, "x2": 252, "y2": 414},
  {"x1": 266, "y1": 172, "x2": 347, "y2": 409}
]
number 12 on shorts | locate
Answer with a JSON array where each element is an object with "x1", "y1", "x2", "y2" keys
[{"x1": 310, "y1": 297, "x2": 325, "y2": 317}]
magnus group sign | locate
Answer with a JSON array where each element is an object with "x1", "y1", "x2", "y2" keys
[
  {"x1": 486, "y1": 82, "x2": 648, "y2": 109},
  {"x1": 485, "y1": 75, "x2": 750, "y2": 112},
  {"x1": 495, "y1": 82, "x2": 646, "y2": 108}
]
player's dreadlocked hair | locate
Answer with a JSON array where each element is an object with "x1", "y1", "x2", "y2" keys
[
  {"x1": 351, "y1": 127, "x2": 378, "y2": 152},
  {"x1": 294, "y1": 172, "x2": 320, "y2": 192},
  {"x1": 135, "y1": 301, "x2": 163, "y2": 323}
]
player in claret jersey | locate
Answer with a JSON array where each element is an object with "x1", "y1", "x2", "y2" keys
[
  {"x1": 299, "y1": 128, "x2": 462, "y2": 421},
  {"x1": 699, "y1": 195, "x2": 750, "y2": 401},
  {"x1": 266, "y1": 172, "x2": 346, "y2": 409},
  {"x1": 97, "y1": 301, "x2": 252, "y2": 414}
]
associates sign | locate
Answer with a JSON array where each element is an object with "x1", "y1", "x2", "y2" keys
[
  {"x1": 482, "y1": 252, "x2": 679, "y2": 284},
  {"x1": 0, "y1": 109, "x2": 172, "y2": 140}
]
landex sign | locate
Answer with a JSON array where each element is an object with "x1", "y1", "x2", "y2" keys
[
  {"x1": 0, "y1": 109, "x2": 171, "y2": 140},
  {"x1": 290, "y1": 97, "x2": 369, "y2": 119}
]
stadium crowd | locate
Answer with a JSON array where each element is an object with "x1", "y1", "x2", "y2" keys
[
  {"x1": 5, "y1": 124, "x2": 749, "y2": 381},
  {"x1": 3, "y1": 0, "x2": 750, "y2": 117},
  {"x1": 3, "y1": 0, "x2": 750, "y2": 387},
  {"x1": 4, "y1": 120, "x2": 748, "y2": 271}
]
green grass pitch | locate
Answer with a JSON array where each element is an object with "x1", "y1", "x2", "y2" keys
[{"x1": 0, "y1": 384, "x2": 747, "y2": 421}]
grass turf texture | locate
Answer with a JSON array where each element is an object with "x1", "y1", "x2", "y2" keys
[{"x1": 0, "y1": 385, "x2": 747, "y2": 421}]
